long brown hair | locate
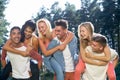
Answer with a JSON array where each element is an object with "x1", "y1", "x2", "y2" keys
[{"x1": 78, "y1": 22, "x2": 94, "y2": 49}]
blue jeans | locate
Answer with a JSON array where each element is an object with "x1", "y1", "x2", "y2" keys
[
  {"x1": 0, "y1": 61, "x2": 12, "y2": 80},
  {"x1": 0, "y1": 61, "x2": 39, "y2": 80},
  {"x1": 30, "y1": 60, "x2": 39, "y2": 80},
  {"x1": 50, "y1": 57, "x2": 64, "y2": 80}
]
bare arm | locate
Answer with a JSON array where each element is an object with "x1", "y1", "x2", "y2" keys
[
  {"x1": 86, "y1": 45, "x2": 111, "y2": 62},
  {"x1": 32, "y1": 36, "x2": 39, "y2": 52},
  {"x1": 39, "y1": 38, "x2": 60, "y2": 56},
  {"x1": 3, "y1": 39, "x2": 29, "y2": 57},
  {"x1": 80, "y1": 42, "x2": 108, "y2": 66},
  {"x1": 57, "y1": 31, "x2": 74, "y2": 50},
  {"x1": 52, "y1": 29, "x2": 74, "y2": 50},
  {"x1": 113, "y1": 55, "x2": 119, "y2": 68},
  {"x1": 63, "y1": 31, "x2": 73, "y2": 44}
]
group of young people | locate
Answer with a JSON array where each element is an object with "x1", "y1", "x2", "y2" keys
[{"x1": 0, "y1": 18, "x2": 119, "y2": 80}]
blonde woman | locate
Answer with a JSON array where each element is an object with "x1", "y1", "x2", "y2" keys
[
  {"x1": 74, "y1": 22, "x2": 116, "y2": 80},
  {"x1": 36, "y1": 18, "x2": 73, "y2": 80}
]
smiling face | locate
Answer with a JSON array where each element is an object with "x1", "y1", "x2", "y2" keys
[
  {"x1": 38, "y1": 21, "x2": 48, "y2": 36},
  {"x1": 10, "y1": 28, "x2": 21, "y2": 44},
  {"x1": 24, "y1": 26, "x2": 33, "y2": 39},
  {"x1": 80, "y1": 26, "x2": 90, "y2": 40},
  {"x1": 55, "y1": 26, "x2": 66, "y2": 40},
  {"x1": 90, "y1": 41, "x2": 103, "y2": 52}
]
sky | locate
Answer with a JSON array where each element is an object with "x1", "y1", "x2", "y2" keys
[{"x1": 4, "y1": 0, "x2": 81, "y2": 29}]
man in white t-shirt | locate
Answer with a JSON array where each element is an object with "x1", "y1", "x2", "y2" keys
[
  {"x1": 82, "y1": 34, "x2": 119, "y2": 80},
  {"x1": 54, "y1": 19, "x2": 78, "y2": 80},
  {"x1": 6, "y1": 27, "x2": 31, "y2": 79},
  {"x1": 1, "y1": 26, "x2": 42, "y2": 80}
]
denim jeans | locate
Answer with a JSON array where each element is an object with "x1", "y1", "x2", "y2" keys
[
  {"x1": 30, "y1": 60, "x2": 39, "y2": 80},
  {"x1": 0, "y1": 61, "x2": 39, "y2": 80},
  {"x1": 50, "y1": 57, "x2": 64, "y2": 80},
  {"x1": 0, "y1": 61, "x2": 12, "y2": 80}
]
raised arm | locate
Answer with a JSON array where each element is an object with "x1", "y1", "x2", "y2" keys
[
  {"x1": 52, "y1": 29, "x2": 73, "y2": 50},
  {"x1": 63, "y1": 31, "x2": 73, "y2": 44},
  {"x1": 58, "y1": 31, "x2": 74, "y2": 51},
  {"x1": 86, "y1": 45, "x2": 111, "y2": 62}
]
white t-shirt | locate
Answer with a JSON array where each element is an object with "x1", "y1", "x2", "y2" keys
[
  {"x1": 7, "y1": 46, "x2": 30, "y2": 79},
  {"x1": 60, "y1": 42, "x2": 74, "y2": 72},
  {"x1": 110, "y1": 48, "x2": 118, "y2": 61},
  {"x1": 82, "y1": 46, "x2": 118, "y2": 80}
]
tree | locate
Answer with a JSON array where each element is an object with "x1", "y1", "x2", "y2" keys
[
  {"x1": 33, "y1": 0, "x2": 120, "y2": 79},
  {"x1": 98, "y1": 0, "x2": 119, "y2": 53},
  {"x1": 80, "y1": 0, "x2": 119, "y2": 54},
  {"x1": 0, "y1": 0, "x2": 9, "y2": 50},
  {"x1": 0, "y1": 0, "x2": 9, "y2": 73}
]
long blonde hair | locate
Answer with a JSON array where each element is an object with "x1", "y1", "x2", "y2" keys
[
  {"x1": 36, "y1": 18, "x2": 52, "y2": 39},
  {"x1": 78, "y1": 22, "x2": 94, "y2": 48}
]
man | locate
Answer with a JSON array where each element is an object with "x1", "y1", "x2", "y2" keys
[
  {"x1": 82, "y1": 34, "x2": 119, "y2": 80},
  {"x1": 47, "y1": 19, "x2": 78, "y2": 80},
  {"x1": 0, "y1": 26, "x2": 42, "y2": 80},
  {"x1": 1, "y1": 20, "x2": 42, "y2": 80}
]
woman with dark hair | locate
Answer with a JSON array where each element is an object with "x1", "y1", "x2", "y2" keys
[
  {"x1": 20, "y1": 20, "x2": 40, "y2": 80},
  {"x1": 21, "y1": 20, "x2": 36, "y2": 42}
]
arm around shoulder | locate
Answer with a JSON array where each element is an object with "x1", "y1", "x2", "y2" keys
[
  {"x1": 3, "y1": 40, "x2": 28, "y2": 57},
  {"x1": 38, "y1": 38, "x2": 60, "y2": 56}
]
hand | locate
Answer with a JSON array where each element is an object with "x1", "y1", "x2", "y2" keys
[
  {"x1": 58, "y1": 44, "x2": 66, "y2": 51},
  {"x1": 20, "y1": 51, "x2": 28, "y2": 57},
  {"x1": 6, "y1": 39, "x2": 12, "y2": 45},
  {"x1": 3, "y1": 39, "x2": 12, "y2": 49},
  {"x1": 28, "y1": 71, "x2": 32, "y2": 77},
  {"x1": 9, "y1": 72, "x2": 12, "y2": 76}
]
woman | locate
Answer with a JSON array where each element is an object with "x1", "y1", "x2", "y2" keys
[
  {"x1": 36, "y1": 18, "x2": 73, "y2": 80},
  {"x1": 20, "y1": 20, "x2": 42, "y2": 80},
  {"x1": 74, "y1": 22, "x2": 116, "y2": 80}
]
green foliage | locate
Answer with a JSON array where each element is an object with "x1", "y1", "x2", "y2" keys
[
  {"x1": 34, "y1": 0, "x2": 120, "y2": 79},
  {"x1": 0, "y1": 0, "x2": 7, "y2": 17},
  {"x1": 0, "y1": 0, "x2": 9, "y2": 49},
  {"x1": 40, "y1": 71, "x2": 54, "y2": 80},
  {"x1": 99, "y1": 0, "x2": 119, "y2": 53},
  {"x1": 0, "y1": 0, "x2": 9, "y2": 75},
  {"x1": 34, "y1": 0, "x2": 119, "y2": 53},
  {"x1": 115, "y1": 62, "x2": 120, "y2": 80}
]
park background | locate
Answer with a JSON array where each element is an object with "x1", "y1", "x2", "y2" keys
[{"x1": 0, "y1": 0, "x2": 120, "y2": 80}]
